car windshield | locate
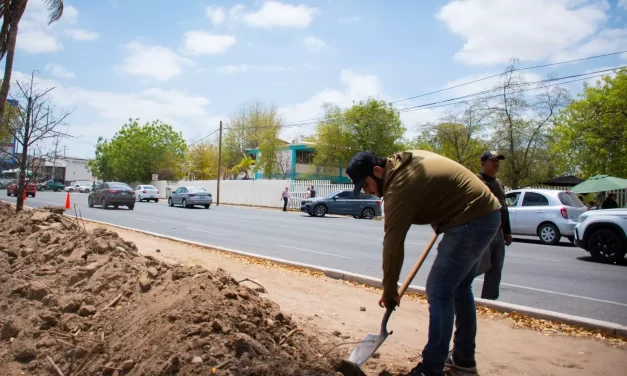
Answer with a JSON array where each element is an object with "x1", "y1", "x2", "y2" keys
[
  {"x1": 188, "y1": 187, "x2": 207, "y2": 193},
  {"x1": 145, "y1": 185, "x2": 157, "y2": 190},
  {"x1": 325, "y1": 190, "x2": 343, "y2": 198},
  {"x1": 558, "y1": 192, "x2": 584, "y2": 207}
]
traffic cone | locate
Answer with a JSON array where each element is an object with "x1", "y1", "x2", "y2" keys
[
  {"x1": 23, "y1": 190, "x2": 26, "y2": 201},
  {"x1": 65, "y1": 191, "x2": 71, "y2": 210}
]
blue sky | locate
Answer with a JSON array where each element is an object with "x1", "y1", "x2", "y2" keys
[{"x1": 9, "y1": 0, "x2": 627, "y2": 158}]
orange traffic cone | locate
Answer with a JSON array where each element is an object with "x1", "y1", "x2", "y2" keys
[
  {"x1": 65, "y1": 191, "x2": 71, "y2": 210},
  {"x1": 23, "y1": 190, "x2": 26, "y2": 201}
]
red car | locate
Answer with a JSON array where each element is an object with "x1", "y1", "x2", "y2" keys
[{"x1": 7, "y1": 182, "x2": 36, "y2": 198}]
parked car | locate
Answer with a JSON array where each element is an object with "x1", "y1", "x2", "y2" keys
[
  {"x1": 7, "y1": 182, "x2": 36, "y2": 197},
  {"x1": 574, "y1": 209, "x2": 627, "y2": 263},
  {"x1": 40, "y1": 180, "x2": 66, "y2": 192},
  {"x1": 168, "y1": 186, "x2": 212, "y2": 209},
  {"x1": 65, "y1": 184, "x2": 81, "y2": 192},
  {"x1": 88, "y1": 182, "x2": 135, "y2": 210},
  {"x1": 0, "y1": 179, "x2": 15, "y2": 189},
  {"x1": 505, "y1": 189, "x2": 588, "y2": 245},
  {"x1": 79, "y1": 185, "x2": 92, "y2": 193},
  {"x1": 300, "y1": 190, "x2": 382, "y2": 219},
  {"x1": 135, "y1": 184, "x2": 160, "y2": 202}
]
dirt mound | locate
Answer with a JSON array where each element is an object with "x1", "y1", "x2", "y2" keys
[{"x1": 0, "y1": 203, "x2": 364, "y2": 376}]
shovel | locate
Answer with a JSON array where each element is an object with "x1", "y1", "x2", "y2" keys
[{"x1": 348, "y1": 233, "x2": 439, "y2": 368}]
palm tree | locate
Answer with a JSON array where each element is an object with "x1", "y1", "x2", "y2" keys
[
  {"x1": 231, "y1": 155, "x2": 255, "y2": 179},
  {"x1": 0, "y1": 0, "x2": 63, "y2": 117}
]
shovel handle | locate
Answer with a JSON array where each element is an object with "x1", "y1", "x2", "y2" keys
[{"x1": 397, "y1": 233, "x2": 439, "y2": 298}]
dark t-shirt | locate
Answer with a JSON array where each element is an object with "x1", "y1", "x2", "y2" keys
[{"x1": 310, "y1": 189, "x2": 316, "y2": 198}]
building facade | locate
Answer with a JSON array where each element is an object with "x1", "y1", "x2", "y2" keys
[
  {"x1": 247, "y1": 141, "x2": 350, "y2": 183},
  {"x1": 42, "y1": 157, "x2": 94, "y2": 184}
]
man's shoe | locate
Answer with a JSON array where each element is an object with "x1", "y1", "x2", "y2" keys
[
  {"x1": 408, "y1": 362, "x2": 444, "y2": 376},
  {"x1": 444, "y1": 351, "x2": 478, "y2": 373}
]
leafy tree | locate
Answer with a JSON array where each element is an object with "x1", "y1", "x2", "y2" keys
[
  {"x1": 0, "y1": 0, "x2": 64, "y2": 121},
  {"x1": 313, "y1": 98, "x2": 405, "y2": 173},
  {"x1": 90, "y1": 119, "x2": 186, "y2": 182},
  {"x1": 550, "y1": 69, "x2": 627, "y2": 178},
  {"x1": 230, "y1": 155, "x2": 254, "y2": 179},
  {"x1": 185, "y1": 142, "x2": 219, "y2": 180},
  {"x1": 484, "y1": 60, "x2": 570, "y2": 188}
]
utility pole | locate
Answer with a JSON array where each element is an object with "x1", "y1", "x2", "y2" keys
[
  {"x1": 51, "y1": 135, "x2": 59, "y2": 182},
  {"x1": 216, "y1": 120, "x2": 223, "y2": 206}
]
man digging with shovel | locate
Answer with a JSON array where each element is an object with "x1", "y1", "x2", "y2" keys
[{"x1": 346, "y1": 150, "x2": 501, "y2": 376}]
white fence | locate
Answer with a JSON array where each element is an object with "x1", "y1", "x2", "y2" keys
[{"x1": 149, "y1": 179, "x2": 355, "y2": 209}]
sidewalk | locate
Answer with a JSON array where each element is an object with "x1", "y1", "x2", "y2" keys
[{"x1": 84, "y1": 222, "x2": 627, "y2": 375}]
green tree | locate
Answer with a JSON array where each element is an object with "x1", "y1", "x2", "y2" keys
[
  {"x1": 313, "y1": 98, "x2": 405, "y2": 173},
  {"x1": 185, "y1": 142, "x2": 219, "y2": 180},
  {"x1": 230, "y1": 154, "x2": 254, "y2": 179},
  {"x1": 90, "y1": 119, "x2": 187, "y2": 182},
  {"x1": 485, "y1": 60, "x2": 570, "y2": 188},
  {"x1": 0, "y1": 1, "x2": 64, "y2": 121},
  {"x1": 550, "y1": 69, "x2": 627, "y2": 178}
]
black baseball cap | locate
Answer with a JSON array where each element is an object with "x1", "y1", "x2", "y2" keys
[
  {"x1": 346, "y1": 151, "x2": 379, "y2": 196},
  {"x1": 480, "y1": 151, "x2": 505, "y2": 162}
]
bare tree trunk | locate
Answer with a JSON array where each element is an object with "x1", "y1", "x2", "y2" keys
[
  {"x1": 0, "y1": 0, "x2": 27, "y2": 118},
  {"x1": 16, "y1": 95, "x2": 30, "y2": 212}
]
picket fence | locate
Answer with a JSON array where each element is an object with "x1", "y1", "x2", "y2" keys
[{"x1": 286, "y1": 180, "x2": 354, "y2": 209}]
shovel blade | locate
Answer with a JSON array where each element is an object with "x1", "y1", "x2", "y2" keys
[{"x1": 348, "y1": 331, "x2": 389, "y2": 367}]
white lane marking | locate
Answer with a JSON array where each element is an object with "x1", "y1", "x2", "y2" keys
[
  {"x1": 475, "y1": 278, "x2": 627, "y2": 308},
  {"x1": 136, "y1": 218, "x2": 156, "y2": 223},
  {"x1": 188, "y1": 228, "x2": 225, "y2": 236},
  {"x1": 278, "y1": 245, "x2": 354, "y2": 260}
]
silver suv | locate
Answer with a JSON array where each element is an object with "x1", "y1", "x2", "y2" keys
[{"x1": 505, "y1": 189, "x2": 588, "y2": 245}]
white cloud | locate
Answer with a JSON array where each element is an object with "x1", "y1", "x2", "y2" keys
[
  {"x1": 552, "y1": 28, "x2": 627, "y2": 62},
  {"x1": 182, "y1": 31, "x2": 237, "y2": 55},
  {"x1": 206, "y1": 6, "x2": 226, "y2": 26},
  {"x1": 217, "y1": 64, "x2": 291, "y2": 74},
  {"x1": 303, "y1": 36, "x2": 325, "y2": 51},
  {"x1": 11, "y1": 71, "x2": 222, "y2": 157},
  {"x1": 17, "y1": 1, "x2": 98, "y2": 54},
  {"x1": 123, "y1": 41, "x2": 194, "y2": 81},
  {"x1": 18, "y1": 30, "x2": 64, "y2": 53},
  {"x1": 280, "y1": 70, "x2": 382, "y2": 123},
  {"x1": 241, "y1": 1, "x2": 318, "y2": 28},
  {"x1": 65, "y1": 28, "x2": 99, "y2": 41},
  {"x1": 44, "y1": 63, "x2": 76, "y2": 78},
  {"x1": 620, "y1": 0, "x2": 627, "y2": 10},
  {"x1": 437, "y1": 0, "x2": 608, "y2": 65}
]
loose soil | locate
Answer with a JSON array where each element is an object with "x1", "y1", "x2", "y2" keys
[{"x1": 0, "y1": 204, "x2": 364, "y2": 376}]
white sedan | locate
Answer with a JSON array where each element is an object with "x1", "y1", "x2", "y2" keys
[{"x1": 135, "y1": 184, "x2": 160, "y2": 202}]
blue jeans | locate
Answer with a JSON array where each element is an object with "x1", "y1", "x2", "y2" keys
[{"x1": 422, "y1": 210, "x2": 501, "y2": 373}]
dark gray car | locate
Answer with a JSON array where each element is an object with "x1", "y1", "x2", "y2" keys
[
  {"x1": 168, "y1": 186, "x2": 213, "y2": 209},
  {"x1": 300, "y1": 190, "x2": 382, "y2": 219},
  {"x1": 88, "y1": 182, "x2": 135, "y2": 210}
]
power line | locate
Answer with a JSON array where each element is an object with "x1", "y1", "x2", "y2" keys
[
  {"x1": 190, "y1": 128, "x2": 221, "y2": 145},
  {"x1": 391, "y1": 50, "x2": 627, "y2": 104}
]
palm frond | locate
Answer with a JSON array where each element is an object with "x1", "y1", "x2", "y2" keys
[{"x1": 44, "y1": 0, "x2": 63, "y2": 24}]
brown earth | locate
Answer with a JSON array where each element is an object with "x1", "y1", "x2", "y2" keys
[{"x1": 0, "y1": 204, "x2": 363, "y2": 376}]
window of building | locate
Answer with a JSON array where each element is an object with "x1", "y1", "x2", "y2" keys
[{"x1": 295, "y1": 150, "x2": 314, "y2": 164}]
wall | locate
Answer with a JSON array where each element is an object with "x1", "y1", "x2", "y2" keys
[{"x1": 151, "y1": 179, "x2": 290, "y2": 208}]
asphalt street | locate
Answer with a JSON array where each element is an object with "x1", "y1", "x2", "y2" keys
[{"x1": 13, "y1": 191, "x2": 627, "y2": 325}]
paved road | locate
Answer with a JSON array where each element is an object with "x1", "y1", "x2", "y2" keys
[{"x1": 14, "y1": 191, "x2": 627, "y2": 325}]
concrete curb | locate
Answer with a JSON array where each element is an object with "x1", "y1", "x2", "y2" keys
[{"x1": 69, "y1": 215, "x2": 627, "y2": 338}]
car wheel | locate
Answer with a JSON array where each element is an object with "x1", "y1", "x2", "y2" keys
[
  {"x1": 182, "y1": 199, "x2": 189, "y2": 208},
  {"x1": 361, "y1": 207, "x2": 376, "y2": 220},
  {"x1": 204, "y1": 204, "x2": 210, "y2": 209},
  {"x1": 538, "y1": 223, "x2": 561, "y2": 245},
  {"x1": 88, "y1": 197, "x2": 94, "y2": 208},
  {"x1": 154, "y1": 199, "x2": 159, "y2": 203},
  {"x1": 137, "y1": 195, "x2": 142, "y2": 202},
  {"x1": 313, "y1": 204, "x2": 326, "y2": 217},
  {"x1": 588, "y1": 229, "x2": 625, "y2": 263},
  {"x1": 31, "y1": 193, "x2": 35, "y2": 198},
  {"x1": 101, "y1": 197, "x2": 108, "y2": 209},
  {"x1": 6, "y1": 190, "x2": 9, "y2": 196},
  {"x1": 168, "y1": 197, "x2": 174, "y2": 207},
  {"x1": 567, "y1": 236, "x2": 575, "y2": 244},
  {"x1": 114, "y1": 204, "x2": 119, "y2": 209},
  {"x1": 128, "y1": 204, "x2": 134, "y2": 210}
]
